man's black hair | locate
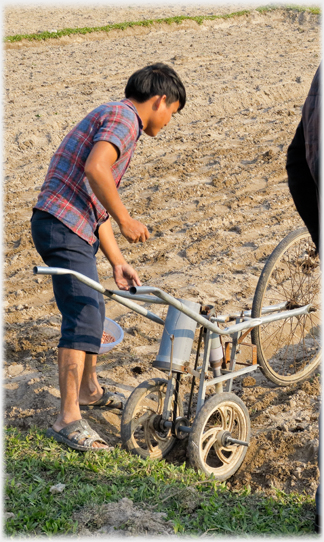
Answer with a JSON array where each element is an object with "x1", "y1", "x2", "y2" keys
[{"x1": 125, "y1": 63, "x2": 186, "y2": 111}]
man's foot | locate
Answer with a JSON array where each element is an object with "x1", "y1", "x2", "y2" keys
[
  {"x1": 80, "y1": 386, "x2": 125, "y2": 410},
  {"x1": 47, "y1": 419, "x2": 111, "y2": 451}
]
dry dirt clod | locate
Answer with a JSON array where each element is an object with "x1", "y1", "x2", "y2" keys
[
  {"x1": 242, "y1": 376, "x2": 256, "y2": 387},
  {"x1": 73, "y1": 497, "x2": 175, "y2": 536}
]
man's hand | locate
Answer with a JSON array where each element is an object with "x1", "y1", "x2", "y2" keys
[
  {"x1": 119, "y1": 216, "x2": 150, "y2": 243},
  {"x1": 113, "y1": 263, "x2": 142, "y2": 290},
  {"x1": 98, "y1": 220, "x2": 143, "y2": 290}
]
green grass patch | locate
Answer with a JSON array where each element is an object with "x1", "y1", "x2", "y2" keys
[
  {"x1": 5, "y1": 426, "x2": 316, "y2": 536},
  {"x1": 256, "y1": 4, "x2": 321, "y2": 14},
  {"x1": 4, "y1": 5, "x2": 320, "y2": 43}
]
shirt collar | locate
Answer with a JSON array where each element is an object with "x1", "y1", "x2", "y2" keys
[{"x1": 121, "y1": 98, "x2": 143, "y2": 139}]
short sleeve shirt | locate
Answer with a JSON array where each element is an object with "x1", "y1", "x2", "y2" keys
[{"x1": 34, "y1": 99, "x2": 143, "y2": 245}]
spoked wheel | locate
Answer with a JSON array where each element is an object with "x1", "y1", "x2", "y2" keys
[
  {"x1": 188, "y1": 393, "x2": 250, "y2": 481},
  {"x1": 121, "y1": 378, "x2": 183, "y2": 459},
  {"x1": 251, "y1": 227, "x2": 321, "y2": 386}
]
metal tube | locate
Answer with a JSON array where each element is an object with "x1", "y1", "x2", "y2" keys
[
  {"x1": 205, "y1": 364, "x2": 259, "y2": 387},
  {"x1": 163, "y1": 421, "x2": 192, "y2": 433},
  {"x1": 104, "y1": 292, "x2": 165, "y2": 326},
  {"x1": 209, "y1": 332, "x2": 224, "y2": 394},
  {"x1": 33, "y1": 266, "x2": 165, "y2": 326},
  {"x1": 231, "y1": 302, "x2": 288, "y2": 319},
  {"x1": 178, "y1": 425, "x2": 192, "y2": 433},
  {"x1": 225, "y1": 318, "x2": 241, "y2": 393},
  {"x1": 163, "y1": 421, "x2": 172, "y2": 428},
  {"x1": 131, "y1": 287, "x2": 312, "y2": 333},
  {"x1": 130, "y1": 286, "x2": 262, "y2": 335},
  {"x1": 251, "y1": 302, "x2": 288, "y2": 316},
  {"x1": 226, "y1": 437, "x2": 248, "y2": 446},
  {"x1": 187, "y1": 326, "x2": 203, "y2": 420},
  {"x1": 209, "y1": 305, "x2": 312, "y2": 334},
  {"x1": 173, "y1": 373, "x2": 181, "y2": 428},
  {"x1": 34, "y1": 266, "x2": 106, "y2": 293},
  {"x1": 108, "y1": 290, "x2": 166, "y2": 304},
  {"x1": 162, "y1": 377, "x2": 176, "y2": 421},
  {"x1": 168, "y1": 335, "x2": 175, "y2": 380},
  {"x1": 254, "y1": 305, "x2": 313, "y2": 324},
  {"x1": 196, "y1": 329, "x2": 212, "y2": 413},
  {"x1": 213, "y1": 302, "x2": 290, "y2": 322}
]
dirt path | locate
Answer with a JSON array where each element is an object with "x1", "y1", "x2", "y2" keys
[{"x1": 4, "y1": 5, "x2": 320, "y2": 512}]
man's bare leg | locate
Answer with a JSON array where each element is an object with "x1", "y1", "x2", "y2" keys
[
  {"x1": 79, "y1": 353, "x2": 103, "y2": 405},
  {"x1": 52, "y1": 347, "x2": 108, "y2": 449}
]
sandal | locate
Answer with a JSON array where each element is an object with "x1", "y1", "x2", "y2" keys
[
  {"x1": 80, "y1": 386, "x2": 125, "y2": 411},
  {"x1": 46, "y1": 419, "x2": 111, "y2": 452}
]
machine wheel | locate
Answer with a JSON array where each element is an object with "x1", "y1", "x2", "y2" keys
[
  {"x1": 121, "y1": 378, "x2": 183, "y2": 459},
  {"x1": 188, "y1": 393, "x2": 250, "y2": 481},
  {"x1": 251, "y1": 228, "x2": 321, "y2": 386}
]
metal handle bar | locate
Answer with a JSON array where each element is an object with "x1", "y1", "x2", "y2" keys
[
  {"x1": 33, "y1": 266, "x2": 312, "y2": 337},
  {"x1": 33, "y1": 266, "x2": 165, "y2": 326}
]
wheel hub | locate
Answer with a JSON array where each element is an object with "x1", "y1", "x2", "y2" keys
[{"x1": 217, "y1": 430, "x2": 248, "y2": 447}]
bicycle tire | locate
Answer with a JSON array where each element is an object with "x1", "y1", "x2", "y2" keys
[{"x1": 251, "y1": 227, "x2": 321, "y2": 386}]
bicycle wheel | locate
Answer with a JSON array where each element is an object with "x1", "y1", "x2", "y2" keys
[
  {"x1": 188, "y1": 392, "x2": 250, "y2": 481},
  {"x1": 251, "y1": 227, "x2": 321, "y2": 386},
  {"x1": 121, "y1": 378, "x2": 183, "y2": 459}
]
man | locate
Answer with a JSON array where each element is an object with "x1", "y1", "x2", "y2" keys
[
  {"x1": 286, "y1": 64, "x2": 321, "y2": 534},
  {"x1": 31, "y1": 63, "x2": 186, "y2": 451}
]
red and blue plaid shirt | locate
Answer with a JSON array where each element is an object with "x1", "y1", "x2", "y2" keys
[{"x1": 34, "y1": 99, "x2": 143, "y2": 245}]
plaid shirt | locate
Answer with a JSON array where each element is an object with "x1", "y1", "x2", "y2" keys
[{"x1": 34, "y1": 99, "x2": 143, "y2": 245}]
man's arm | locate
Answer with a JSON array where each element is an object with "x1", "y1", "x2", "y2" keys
[
  {"x1": 98, "y1": 218, "x2": 142, "y2": 290},
  {"x1": 84, "y1": 141, "x2": 150, "y2": 243}
]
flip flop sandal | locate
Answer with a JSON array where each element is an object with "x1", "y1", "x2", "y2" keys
[
  {"x1": 80, "y1": 386, "x2": 126, "y2": 411},
  {"x1": 46, "y1": 419, "x2": 112, "y2": 452}
]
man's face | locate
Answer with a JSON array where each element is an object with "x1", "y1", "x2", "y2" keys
[{"x1": 144, "y1": 97, "x2": 180, "y2": 137}]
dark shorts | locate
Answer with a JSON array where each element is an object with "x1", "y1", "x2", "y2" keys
[{"x1": 31, "y1": 209, "x2": 105, "y2": 353}]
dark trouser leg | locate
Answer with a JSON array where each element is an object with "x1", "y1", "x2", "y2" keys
[{"x1": 286, "y1": 120, "x2": 320, "y2": 253}]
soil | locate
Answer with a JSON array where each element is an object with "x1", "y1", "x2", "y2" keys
[{"x1": 4, "y1": 4, "x2": 321, "y2": 536}]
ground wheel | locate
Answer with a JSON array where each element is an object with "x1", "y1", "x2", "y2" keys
[
  {"x1": 121, "y1": 378, "x2": 183, "y2": 459},
  {"x1": 188, "y1": 392, "x2": 250, "y2": 481},
  {"x1": 251, "y1": 227, "x2": 321, "y2": 385}
]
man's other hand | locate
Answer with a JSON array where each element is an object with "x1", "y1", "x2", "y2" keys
[{"x1": 113, "y1": 263, "x2": 142, "y2": 290}]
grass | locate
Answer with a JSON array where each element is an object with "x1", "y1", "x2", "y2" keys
[
  {"x1": 5, "y1": 426, "x2": 316, "y2": 536},
  {"x1": 4, "y1": 5, "x2": 321, "y2": 43},
  {"x1": 256, "y1": 4, "x2": 321, "y2": 14}
]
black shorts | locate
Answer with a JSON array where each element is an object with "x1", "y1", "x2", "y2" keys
[{"x1": 31, "y1": 209, "x2": 105, "y2": 353}]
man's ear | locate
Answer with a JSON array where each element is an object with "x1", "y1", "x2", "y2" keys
[{"x1": 152, "y1": 95, "x2": 167, "y2": 111}]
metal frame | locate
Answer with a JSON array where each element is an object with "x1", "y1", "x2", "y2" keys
[{"x1": 33, "y1": 265, "x2": 314, "y2": 437}]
